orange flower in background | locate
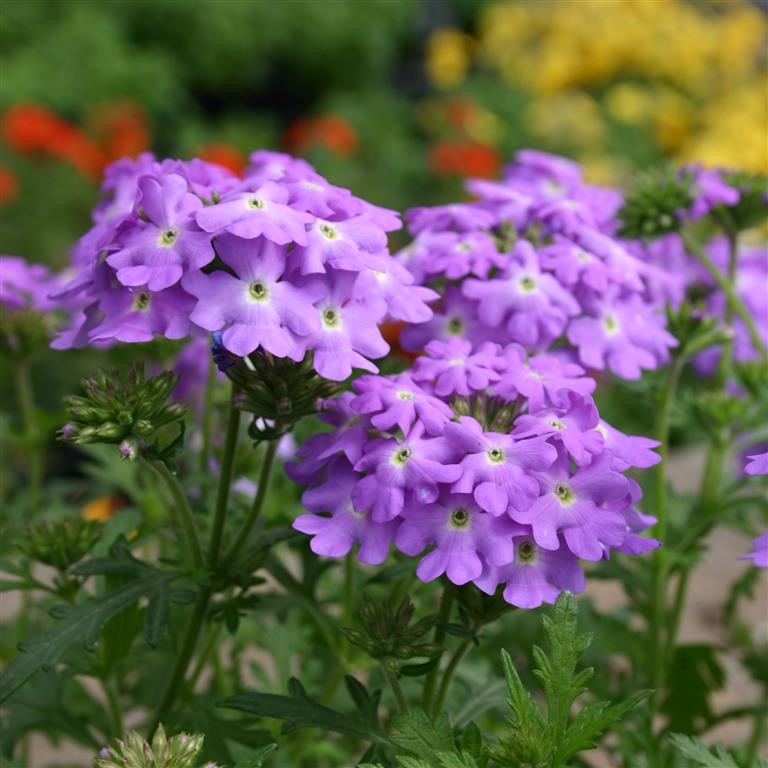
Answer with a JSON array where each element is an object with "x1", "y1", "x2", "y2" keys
[
  {"x1": 284, "y1": 114, "x2": 359, "y2": 157},
  {"x1": 81, "y1": 495, "x2": 126, "y2": 523},
  {"x1": 89, "y1": 101, "x2": 149, "y2": 161},
  {"x1": 198, "y1": 142, "x2": 246, "y2": 175},
  {"x1": 2, "y1": 102, "x2": 107, "y2": 179},
  {"x1": 0, "y1": 166, "x2": 19, "y2": 204},
  {"x1": 429, "y1": 139, "x2": 501, "y2": 179}
]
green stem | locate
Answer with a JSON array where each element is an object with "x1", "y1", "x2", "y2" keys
[
  {"x1": 648, "y1": 353, "x2": 685, "y2": 708},
  {"x1": 142, "y1": 458, "x2": 204, "y2": 571},
  {"x1": 744, "y1": 690, "x2": 768, "y2": 768},
  {"x1": 102, "y1": 677, "x2": 124, "y2": 738},
  {"x1": 185, "y1": 619, "x2": 224, "y2": 697},
  {"x1": 14, "y1": 361, "x2": 43, "y2": 511},
  {"x1": 716, "y1": 230, "x2": 739, "y2": 386},
  {"x1": 225, "y1": 438, "x2": 279, "y2": 564},
  {"x1": 208, "y1": 395, "x2": 241, "y2": 568},
  {"x1": 421, "y1": 585, "x2": 454, "y2": 712},
  {"x1": 381, "y1": 660, "x2": 408, "y2": 713},
  {"x1": 432, "y1": 637, "x2": 472, "y2": 717},
  {"x1": 343, "y1": 552, "x2": 355, "y2": 626},
  {"x1": 199, "y1": 359, "x2": 217, "y2": 478},
  {"x1": 682, "y1": 232, "x2": 766, "y2": 361},
  {"x1": 148, "y1": 585, "x2": 211, "y2": 737}
]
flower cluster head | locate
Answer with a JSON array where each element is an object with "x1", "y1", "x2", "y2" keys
[
  {"x1": 94, "y1": 725, "x2": 213, "y2": 768},
  {"x1": 1, "y1": 256, "x2": 64, "y2": 356},
  {"x1": 54, "y1": 149, "x2": 436, "y2": 382},
  {"x1": 399, "y1": 149, "x2": 677, "y2": 381},
  {"x1": 290, "y1": 338, "x2": 660, "y2": 609}
]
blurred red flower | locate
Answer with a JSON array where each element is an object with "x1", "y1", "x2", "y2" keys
[
  {"x1": 284, "y1": 114, "x2": 359, "y2": 157},
  {"x1": 198, "y1": 143, "x2": 246, "y2": 175},
  {"x1": 0, "y1": 166, "x2": 19, "y2": 204},
  {"x1": 429, "y1": 139, "x2": 501, "y2": 179},
  {"x1": 89, "y1": 102, "x2": 150, "y2": 161}
]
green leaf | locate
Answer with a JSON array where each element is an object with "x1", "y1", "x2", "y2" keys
[
  {"x1": 389, "y1": 709, "x2": 455, "y2": 758},
  {"x1": 493, "y1": 593, "x2": 648, "y2": 768},
  {"x1": 0, "y1": 545, "x2": 189, "y2": 702},
  {"x1": 230, "y1": 743, "x2": 279, "y2": 767},
  {"x1": 0, "y1": 578, "x2": 148, "y2": 703},
  {"x1": 661, "y1": 645, "x2": 725, "y2": 732},
  {"x1": 218, "y1": 677, "x2": 386, "y2": 743},
  {"x1": 667, "y1": 734, "x2": 739, "y2": 767}
]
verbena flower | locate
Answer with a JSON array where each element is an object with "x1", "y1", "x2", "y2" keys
[
  {"x1": 740, "y1": 531, "x2": 768, "y2": 569},
  {"x1": 290, "y1": 335, "x2": 659, "y2": 609},
  {"x1": 745, "y1": 451, "x2": 768, "y2": 476},
  {"x1": 53, "y1": 149, "x2": 434, "y2": 383}
]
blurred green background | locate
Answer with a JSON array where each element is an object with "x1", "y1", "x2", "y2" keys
[{"x1": 2, "y1": 0, "x2": 766, "y2": 267}]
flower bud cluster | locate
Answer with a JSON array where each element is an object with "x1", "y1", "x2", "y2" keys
[
  {"x1": 62, "y1": 365, "x2": 185, "y2": 457},
  {"x1": 94, "y1": 725, "x2": 211, "y2": 768}
]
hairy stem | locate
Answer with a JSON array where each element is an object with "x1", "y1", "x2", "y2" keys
[
  {"x1": 683, "y1": 232, "x2": 765, "y2": 361},
  {"x1": 208, "y1": 394, "x2": 241, "y2": 567},
  {"x1": 432, "y1": 637, "x2": 472, "y2": 717},
  {"x1": 102, "y1": 677, "x2": 124, "y2": 738},
  {"x1": 649, "y1": 352, "x2": 686, "y2": 711},
  {"x1": 142, "y1": 459, "x2": 204, "y2": 571},
  {"x1": 199, "y1": 359, "x2": 217, "y2": 479},
  {"x1": 149, "y1": 585, "x2": 211, "y2": 736},
  {"x1": 225, "y1": 438, "x2": 279, "y2": 563},
  {"x1": 14, "y1": 362, "x2": 43, "y2": 512},
  {"x1": 421, "y1": 585, "x2": 454, "y2": 713},
  {"x1": 381, "y1": 660, "x2": 408, "y2": 714}
]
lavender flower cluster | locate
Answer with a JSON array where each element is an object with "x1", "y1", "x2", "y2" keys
[
  {"x1": 398, "y1": 150, "x2": 678, "y2": 380},
  {"x1": 52, "y1": 150, "x2": 436, "y2": 381},
  {"x1": 289, "y1": 345, "x2": 661, "y2": 608}
]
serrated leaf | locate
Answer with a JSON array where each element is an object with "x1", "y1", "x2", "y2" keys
[
  {"x1": 667, "y1": 733, "x2": 738, "y2": 767},
  {"x1": 1, "y1": 576, "x2": 150, "y2": 702},
  {"x1": 661, "y1": 645, "x2": 725, "y2": 732},
  {"x1": 230, "y1": 743, "x2": 278, "y2": 767},
  {"x1": 344, "y1": 675, "x2": 382, "y2": 729},
  {"x1": 390, "y1": 709, "x2": 455, "y2": 758},
  {"x1": 218, "y1": 677, "x2": 386, "y2": 743}
]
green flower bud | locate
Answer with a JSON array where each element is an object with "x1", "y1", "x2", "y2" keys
[{"x1": 21, "y1": 519, "x2": 101, "y2": 571}]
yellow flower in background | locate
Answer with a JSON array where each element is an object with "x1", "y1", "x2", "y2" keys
[
  {"x1": 426, "y1": 28, "x2": 474, "y2": 89},
  {"x1": 652, "y1": 89, "x2": 693, "y2": 152},
  {"x1": 526, "y1": 91, "x2": 604, "y2": 149},
  {"x1": 681, "y1": 78, "x2": 768, "y2": 173},
  {"x1": 605, "y1": 84, "x2": 655, "y2": 125},
  {"x1": 82, "y1": 495, "x2": 124, "y2": 522}
]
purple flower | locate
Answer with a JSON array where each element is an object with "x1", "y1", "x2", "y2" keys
[
  {"x1": 404, "y1": 230, "x2": 507, "y2": 282},
  {"x1": 494, "y1": 346, "x2": 596, "y2": 411},
  {"x1": 685, "y1": 166, "x2": 740, "y2": 219},
  {"x1": 513, "y1": 393, "x2": 605, "y2": 466},
  {"x1": 297, "y1": 270, "x2": 389, "y2": 381},
  {"x1": 351, "y1": 373, "x2": 453, "y2": 436},
  {"x1": 289, "y1": 215, "x2": 387, "y2": 275},
  {"x1": 400, "y1": 286, "x2": 501, "y2": 352},
  {"x1": 89, "y1": 285, "x2": 193, "y2": 343},
  {"x1": 463, "y1": 240, "x2": 579, "y2": 348},
  {"x1": 195, "y1": 182, "x2": 313, "y2": 245},
  {"x1": 107, "y1": 174, "x2": 214, "y2": 291},
  {"x1": 395, "y1": 493, "x2": 517, "y2": 585},
  {"x1": 293, "y1": 459, "x2": 397, "y2": 564},
  {"x1": 406, "y1": 203, "x2": 496, "y2": 235},
  {"x1": 567, "y1": 289, "x2": 676, "y2": 379},
  {"x1": 475, "y1": 532, "x2": 586, "y2": 609},
  {"x1": 183, "y1": 234, "x2": 322, "y2": 358},
  {"x1": 539, "y1": 235, "x2": 612, "y2": 292},
  {"x1": 0, "y1": 256, "x2": 61, "y2": 312},
  {"x1": 444, "y1": 416, "x2": 557, "y2": 516},
  {"x1": 513, "y1": 455, "x2": 629, "y2": 560},
  {"x1": 353, "y1": 254, "x2": 438, "y2": 324},
  {"x1": 352, "y1": 427, "x2": 461, "y2": 521},
  {"x1": 597, "y1": 420, "x2": 661, "y2": 471},
  {"x1": 739, "y1": 531, "x2": 768, "y2": 568},
  {"x1": 411, "y1": 338, "x2": 501, "y2": 397},
  {"x1": 745, "y1": 451, "x2": 768, "y2": 477}
]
